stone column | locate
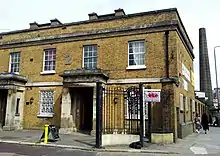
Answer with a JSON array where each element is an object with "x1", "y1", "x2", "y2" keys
[
  {"x1": 14, "y1": 89, "x2": 25, "y2": 130},
  {"x1": 3, "y1": 89, "x2": 16, "y2": 131},
  {"x1": 59, "y1": 88, "x2": 75, "y2": 134},
  {"x1": 91, "y1": 86, "x2": 97, "y2": 136}
]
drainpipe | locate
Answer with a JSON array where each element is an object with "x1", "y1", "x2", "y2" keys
[{"x1": 165, "y1": 31, "x2": 169, "y2": 78}]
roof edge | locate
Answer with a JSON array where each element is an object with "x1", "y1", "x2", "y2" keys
[{"x1": 0, "y1": 8, "x2": 178, "y2": 36}]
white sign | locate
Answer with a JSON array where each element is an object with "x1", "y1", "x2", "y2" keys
[
  {"x1": 182, "y1": 78, "x2": 188, "y2": 91},
  {"x1": 144, "y1": 89, "x2": 161, "y2": 102},
  {"x1": 182, "y1": 63, "x2": 190, "y2": 81}
]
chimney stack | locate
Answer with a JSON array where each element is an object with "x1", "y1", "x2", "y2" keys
[
  {"x1": 199, "y1": 28, "x2": 213, "y2": 106},
  {"x1": 114, "y1": 8, "x2": 125, "y2": 16},
  {"x1": 88, "y1": 12, "x2": 98, "y2": 20},
  {"x1": 50, "y1": 19, "x2": 62, "y2": 26},
  {"x1": 29, "y1": 22, "x2": 39, "y2": 29},
  {"x1": 115, "y1": 8, "x2": 125, "y2": 16}
]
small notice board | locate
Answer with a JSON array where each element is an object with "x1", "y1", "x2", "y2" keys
[{"x1": 144, "y1": 89, "x2": 161, "y2": 102}]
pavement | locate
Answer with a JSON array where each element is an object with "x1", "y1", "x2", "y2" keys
[
  {"x1": 0, "y1": 142, "x2": 180, "y2": 156},
  {"x1": 0, "y1": 127, "x2": 220, "y2": 155}
]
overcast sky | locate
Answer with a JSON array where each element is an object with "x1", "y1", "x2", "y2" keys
[{"x1": 1, "y1": 0, "x2": 220, "y2": 90}]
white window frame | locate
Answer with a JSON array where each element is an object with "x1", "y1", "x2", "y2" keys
[
  {"x1": 180, "y1": 94, "x2": 184, "y2": 111},
  {"x1": 185, "y1": 96, "x2": 188, "y2": 112},
  {"x1": 126, "y1": 40, "x2": 146, "y2": 70},
  {"x1": 41, "y1": 48, "x2": 56, "y2": 75},
  {"x1": 182, "y1": 78, "x2": 188, "y2": 91},
  {"x1": 8, "y1": 52, "x2": 20, "y2": 74},
  {"x1": 82, "y1": 45, "x2": 97, "y2": 69},
  {"x1": 192, "y1": 99, "x2": 195, "y2": 112},
  {"x1": 37, "y1": 90, "x2": 55, "y2": 118}
]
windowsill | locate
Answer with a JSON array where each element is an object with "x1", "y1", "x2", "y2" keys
[
  {"x1": 9, "y1": 72, "x2": 20, "y2": 75},
  {"x1": 126, "y1": 65, "x2": 146, "y2": 70},
  {"x1": 37, "y1": 113, "x2": 54, "y2": 118},
  {"x1": 40, "y1": 71, "x2": 56, "y2": 75}
]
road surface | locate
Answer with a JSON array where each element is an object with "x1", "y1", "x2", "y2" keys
[{"x1": 0, "y1": 143, "x2": 177, "y2": 156}]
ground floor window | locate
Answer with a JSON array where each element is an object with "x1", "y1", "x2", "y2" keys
[{"x1": 39, "y1": 90, "x2": 54, "y2": 117}]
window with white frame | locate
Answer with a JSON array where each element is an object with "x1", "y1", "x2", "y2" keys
[
  {"x1": 83, "y1": 45, "x2": 97, "y2": 69},
  {"x1": 128, "y1": 40, "x2": 146, "y2": 68},
  {"x1": 9, "y1": 52, "x2": 20, "y2": 73},
  {"x1": 39, "y1": 90, "x2": 54, "y2": 117},
  {"x1": 43, "y1": 48, "x2": 56, "y2": 72}
]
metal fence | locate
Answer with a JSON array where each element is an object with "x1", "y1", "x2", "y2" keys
[{"x1": 102, "y1": 86, "x2": 142, "y2": 135}]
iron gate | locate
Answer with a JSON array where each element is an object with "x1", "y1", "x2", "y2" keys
[{"x1": 102, "y1": 86, "x2": 142, "y2": 135}]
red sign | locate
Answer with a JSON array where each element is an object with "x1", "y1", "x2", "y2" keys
[{"x1": 144, "y1": 89, "x2": 161, "y2": 102}]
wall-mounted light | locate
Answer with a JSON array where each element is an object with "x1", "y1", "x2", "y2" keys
[
  {"x1": 30, "y1": 97, "x2": 34, "y2": 104},
  {"x1": 114, "y1": 97, "x2": 118, "y2": 104}
]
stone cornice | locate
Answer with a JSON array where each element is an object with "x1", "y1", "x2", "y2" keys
[
  {"x1": 0, "y1": 8, "x2": 178, "y2": 36},
  {"x1": 0, "y1": 72, "x2": 27, "y2": 83},
  {"x1": 0, "y1": 20, "x2": 194, "y2": 59}
]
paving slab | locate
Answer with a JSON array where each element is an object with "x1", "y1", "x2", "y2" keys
[{"x1": 0, "y1": 127, "x2": 220, "y2": 155}]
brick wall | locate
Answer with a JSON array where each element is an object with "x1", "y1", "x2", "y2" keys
[{"x1": 0, "y1": 9, "x2": 196, "y2": 131}]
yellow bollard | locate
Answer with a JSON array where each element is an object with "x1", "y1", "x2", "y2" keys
[{"x1": 44, "y1": 124, "x2": 49, "y2": 144}]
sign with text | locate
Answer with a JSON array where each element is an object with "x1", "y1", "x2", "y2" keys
[{"x1": 144, "y1": 89, "x2": 161, "y2": 102}]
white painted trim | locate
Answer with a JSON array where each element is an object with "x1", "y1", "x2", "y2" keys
[
  {"x1": 127, "y1": 40, "x2": 146, "y2": 68},
  {"x1": 82, "y1": 45, "x2": 98, "y2": 68},
  {"x1": 41, "y1": 49, "x2": 56, "y2": 73},
  {"x1": 8, "y1": 52, "x2": 21, "y2": 74},
  {"x1": 25, "y1": 78, "x2": 161, "y2": 86},
  {"x1": 37, "y1": 114, "x2": 54, "y2": 118},
  {"x1": 8, "y1": 54, "x2": 11, "y2": 73},
  {"x1": 126, "y1": 65, "x2": 146, "y2": 70},
  {"x1": 40, "y1": 71, "x2": 56, "y2": 75},
  {"x1": 26, "y1": 82, "x2": 63, "y2": 87},
  {"x1": 82, "y1": 46, "x2": 85, "y2": 68},
  {"x1": 107, "y1": 78, "x2": 161, "y2": 84}
]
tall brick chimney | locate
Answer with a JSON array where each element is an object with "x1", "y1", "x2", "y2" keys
[{"x1": 199, "y1": 28, "x2": 213, "y2": 106}]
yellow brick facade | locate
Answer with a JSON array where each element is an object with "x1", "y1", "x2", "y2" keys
[{"x1": 0, "y1": 8, "x2": 207, "y2": 141}]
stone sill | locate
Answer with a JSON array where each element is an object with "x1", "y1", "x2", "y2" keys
[
  {"x1": 126, "y1": 65, "x2": 146, "y2": 70},
  {"x1": 40, "y1": 71, "x2": 56, "y2": 75},
  {"x1": 37, "y1": 114, "x2": 54, "y2": 118}
]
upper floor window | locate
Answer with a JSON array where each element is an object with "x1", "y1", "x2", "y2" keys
[
  {"x1": 128, "y1": 40, "x2": 146, "y2": 69},
  {"x1": 83, "y1": 45, "x2": 97, "y2": 69},
  {"x1": 9, "y1": 52, "x2": 20, "y2": 74},
  {"x1": 42, "y1": 48, "x2": 56, "y2": 73}
]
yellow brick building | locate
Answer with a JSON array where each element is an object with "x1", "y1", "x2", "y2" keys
[{"x1": 0, "y1": 8, "x2": 206, "y2": 142}]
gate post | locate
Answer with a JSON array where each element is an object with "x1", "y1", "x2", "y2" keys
[
  {"x1": 139, "y1": 83, "x2": 144, "y2": 147},
  {"x1": 146, "y1": 85, "x2": 152, "y2": 143},
  {"x1": 95, "y1": 82, "x2": 103, "y2": 148}
]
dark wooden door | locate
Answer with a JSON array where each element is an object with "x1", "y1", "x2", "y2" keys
[
  {"x1": 0, "y1": 90, "x2": 7, "y2": 128},
  {"x1": 176, "y1": 107, "x2": 181, "y2": 139}
]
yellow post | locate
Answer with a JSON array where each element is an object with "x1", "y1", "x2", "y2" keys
[{"x1": 44, "y1": 124, "x2": 49, "y2": 144}]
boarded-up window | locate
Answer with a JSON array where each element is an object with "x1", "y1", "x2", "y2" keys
[
  {"x1": 192, "y1": 100, "x2": 195, "y2": 112},
  {"x1": 180, "y1": 94, "x2": 184, "y2": 111}
]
